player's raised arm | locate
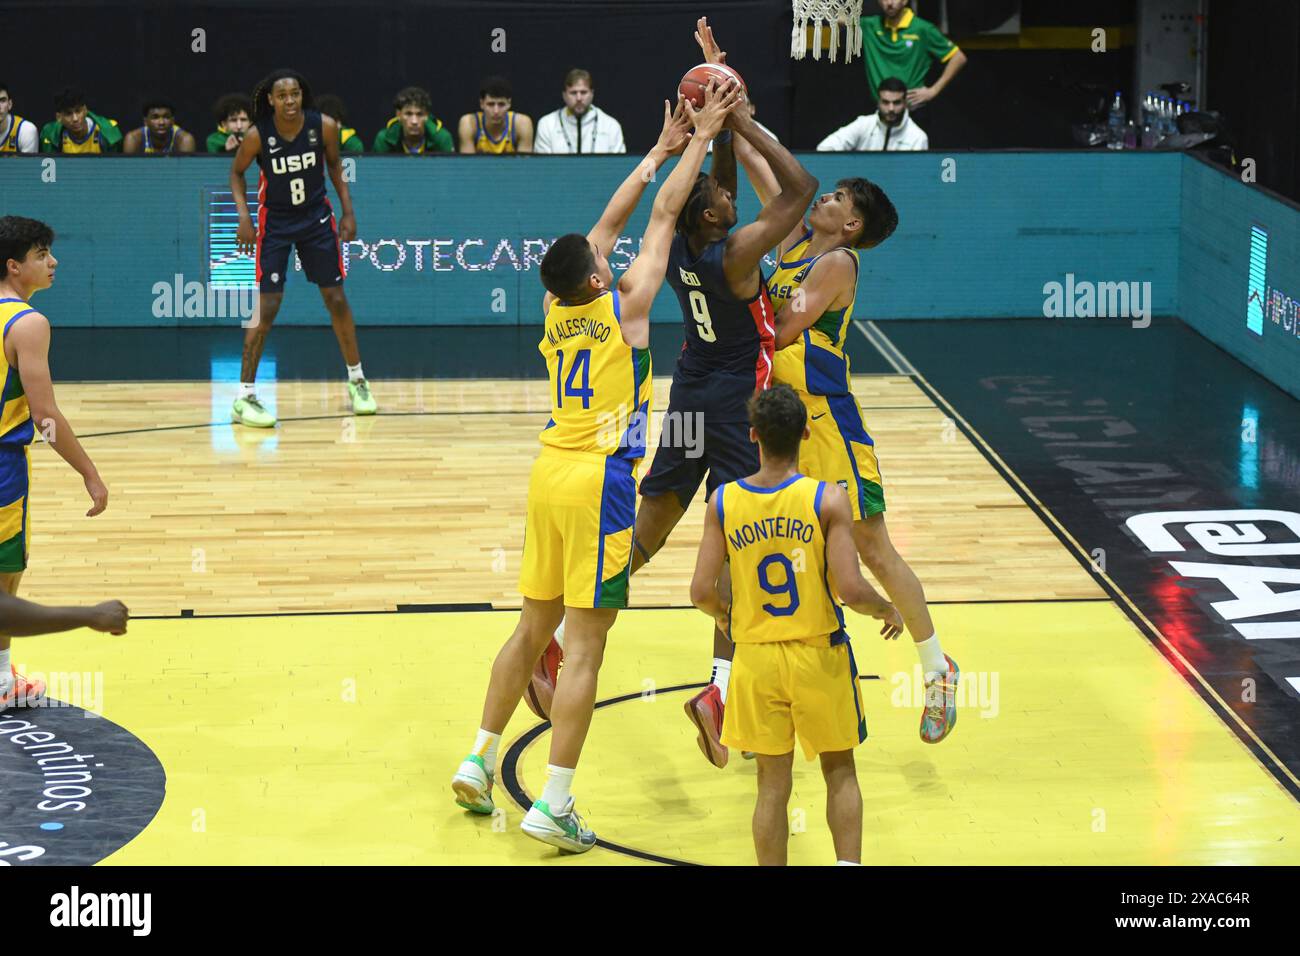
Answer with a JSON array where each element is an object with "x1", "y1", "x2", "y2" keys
[
  {"x1": 229, "y1": 125, "x2": 262, "y2": 256},
  {"x1": 773, "y1": 250, "x2": 857, "y2": 348},
  {"x1": 732, "y1": 132, "x2": 808, "y2": 260},
  {"x1": 321, "y1": 114, "x2": 356, "y2": 242},
  {"x1": 820, "y1": 482, "x2": 903, "y2": 638},
  {"x1": 693, "y1": 17, "x2": 737, "y2": 200},
  {"x1": 617, "y1": 81, "x2": 743, "y2": 339},
  {"x1": 723, "y1": 107, "x2": 817, "y2": 286},
  {"x1": 690, "y1": 489, "x2": 730, "y2": 634}
]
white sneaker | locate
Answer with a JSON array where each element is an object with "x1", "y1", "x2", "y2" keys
[
  {"x1": 451, "y1": 755, "x2": 495, "y2": 815},
  {"x1": 521, "y1": 796, "x2": 597, "y2": 853}
]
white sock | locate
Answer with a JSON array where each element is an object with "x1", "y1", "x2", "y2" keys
[
  {"x1": 471, "y1": 728, "x2": 501, "y2": 777},
  {"x1": 239, "y1": 382, "x2": 257, "y2": 399},
  {"x1": 554, "y1": 617, "x2": 566, "y2": 651},
  {"x1": 835, "y1": 860, "x2": 862, "y2": 866},
  {"x1": 915, "y1": 634, "x2": 946, "y2": 680},
  {"x1": 346, "y1": 363, "x2": 365, "y2": 383},
  {"x1": 711, "y1": 657, "x2": 731, "y2": 705},
  {"x1": 540, "y1": 764, "x2": 575, "y2": 809},
  {"x1": 0, "y1": 647, "x2": 10, "y2": 688}
]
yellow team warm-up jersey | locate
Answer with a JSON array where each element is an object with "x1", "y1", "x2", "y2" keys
[
  {"x1": 0, "y1": 298, "x2": 35, "y2": 446},
  {"x1": 716, "y1": 474, "x2": 848, "y2": 645},
  {"x1": 474, "y1": 111, "x2": 518, "y2": 154},
  {"x1": 768, "y1": 232, "x2": 860, "y2": 396},
  {"x1": 538, "y1": 290, "x2": 652, "y2": 464}
]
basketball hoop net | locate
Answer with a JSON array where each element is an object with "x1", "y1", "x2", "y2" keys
[{"x1": 790, "y1": 0, "x2": 863, "y2": 63}]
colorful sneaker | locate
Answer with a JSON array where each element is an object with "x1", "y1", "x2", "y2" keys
[
  {"x1": 348, "y1": 379, "x2": 377, "y2": 416},
  {"x1": 524, "y1": 637, "x2": 563, "y2": 720},
  {"x1": 520, "y1": 796, "x2": 596, "y2": 854},
  {"x1": 0, "y1": 666, "x2": 46, "y2": 710},
  {"x1": 920, "y1": 654, "x2": 960, "y2": 744},
  {"x1": 450, "y1": 754, "x2": 495, "y2": 814},
  {"x1": 684, "y1": 684, "x2": 729, "y2": 768},
  {"x1": 232, "y1": 396, "x2": 276, "y2": 428}
]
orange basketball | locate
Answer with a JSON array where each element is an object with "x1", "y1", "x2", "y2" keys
[{"x1": 678, "y1": 63, "x2": 747, "y2": 108}]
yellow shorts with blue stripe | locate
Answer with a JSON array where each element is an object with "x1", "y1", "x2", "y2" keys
[
  {"x1": 0, "y1": 445, "x2": 31, "y2": 573},
  {"x1": 800, "y1": 391, "x2": 885, "y2": 521},
  {"x1": 519, "y1": 446, "x2": 635, "y2": 609},
  {"x1": 721, "y1": 636, "x2": 867, "y2": 760}
]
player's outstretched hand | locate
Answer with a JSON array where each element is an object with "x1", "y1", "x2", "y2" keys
[
  {"x1": 873, "y1": 602, "x2": 904, "y2": 640},
  {"x1": 694, "y1": 16, "x2": 727, "y2": 64},
  {"x1": 88, "y1": 600, "x2": 129, "y2": 635},
  {"x1": 236, "y1": 218, "x2": 257, "y2": 257},
  {"x1": 685, "y1": 79, "x2": 743, "y2": 140},
  {"x1": 654, "y1": 96, "x2": 692, "y2": 156},
  {"x1": 84, "y1": 473, "x2": 108, "y2": 517}
]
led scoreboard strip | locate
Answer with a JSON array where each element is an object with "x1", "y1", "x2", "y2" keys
[{"x1": 205, "y1": 188, "x2": 259, "y2": 290}]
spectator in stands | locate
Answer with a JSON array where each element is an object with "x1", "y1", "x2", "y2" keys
[
  {"x1": 458, "y1": 76, "x2": 532, "y2": 154},
  {"x1": 40, "y1": 88, "x2": 122, "y2": 153},
  {"x1": 0, "y1": 84, "x2": 39, "y2": 154},
  {"x1": 316, "y1": 95, "x2": 365, "y2": 153},
  {"x1": 861, "y1": 0, "x2": 966, "y2": 110},
  {"x1": 373, "y1": 86, "x2": 454, "y2": 154},
  {"x1": 533, "y1": 69, "x2": 625, "y2": 154},
  {"x1": 817, "y1": 77, "x2": 928, "y2": 151},
  {"x1": 123, "y1": 99, "x2": 196, "y2": 154},
  {"x1": 206, "y1": 93, "x2": 253, "y2": 153}
]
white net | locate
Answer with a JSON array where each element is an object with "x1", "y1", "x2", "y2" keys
[{"x1": 790, "y1": 0, "x2": 864, "y2": 63}]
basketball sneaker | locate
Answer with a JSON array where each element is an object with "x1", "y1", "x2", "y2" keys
[
  {"x1": 0, "y1": 666, "x2": 46, "y2": 710},
  {"x1": 920, "y1": 654, "x2": 960, "y2": 744},
  {"x1": 348, "y1": 379, "x2": 377, "y2": 416},
  {"x1": 684, "y1": 683, "x2": 728, "y2": 768},
  {"x1": 450, "y1": 754, "x2": 495, "y2": 815},
  {"x1": 520, "y1": 796, "x2": 596, "y2": 853},
  {"x1": 524, "y1": 637, "x2": 563, "y2": 720},
  {"x1": 231, "y1": 396, "x2": 276, "y2": 428}
]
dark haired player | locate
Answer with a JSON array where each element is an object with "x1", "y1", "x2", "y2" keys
[
  {"x1": 123, "y1": 99, "x2": 196, "y2": 154},
  {"x1": 229, "y1": 69, "x2": 376, "y2": 427},
  {"x1": 692, "y1": 384, "x2": 901, "y2": 864},
  {"x1": 738, "y1": 145, "x2": 961, "y2": 743},
  {"x1": 0, "y1": 216, "x2": 111, "y2": 707},
  {"x1": 530, "y1": 18, "x2": 817, "y2": 770},
  {"x1": 452, "y1": 88, "x2": 741, "y2": 853}
]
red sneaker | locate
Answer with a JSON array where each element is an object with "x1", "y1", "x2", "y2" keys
[
  {"x1": 0, "y1": 666, "x2": 46, "y2": 710},
  {"x1": 524, "y1": 637, "x2": 563, "y2": 720},
  {"x1": 684, "y1": 684, "x2": 729, "y2": 768}
]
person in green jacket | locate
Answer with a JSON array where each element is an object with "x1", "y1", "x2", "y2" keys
[
  {"x1": 317, "y1": 94, "x2": 365, "y2": 154},
  {"x1": 372, "y1": 86, "x2": 453, "y2": 154},
  {"x1": 205, "y1": 92, "x2": 253, "y2": 153},
  {"x1": 39, "y1": 88, "x2": 122, "y2": 153}
]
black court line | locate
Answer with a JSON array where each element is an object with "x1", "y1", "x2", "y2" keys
[
  {"x1": 856, "y1": 322, "x2": 1300, "y2": 802},
  {"x1": 499, "y1": 682, "x2": 710, "y2": 867}
]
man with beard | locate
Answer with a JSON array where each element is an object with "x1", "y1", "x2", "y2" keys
[{"x1": 817, "y1": 77, "x2": 928, "y2": 151}]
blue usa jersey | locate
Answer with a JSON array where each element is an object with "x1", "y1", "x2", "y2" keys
[
  {"x1": 254, "y1": 110, "x2": 328, "y2": 223},
  {"x1": 665, "y1": 233, "x2": 775, "y2": 421}
]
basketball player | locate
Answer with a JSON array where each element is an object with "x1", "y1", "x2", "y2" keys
[
  {"x1": 691, "y1": 384, "x2": 902, "y2": 865},
  {"x1": 733, "y1": 147, "x2": 961, "y2": 742},
  {"x1": 530, "y1": 18, "x2": 819, "y2": 770},
  {"x1": 0, "y1": 216, "x2": 111, "y2": 708},
  {"x1": 451, "y1": 85, "x2": 743, "y2": 853},
  {"x1": 229, "y1": 69, "x2": 376, "y2": 428},
  {"x1": 457, "y1": 76, "x2": 533, "y2": 154}
]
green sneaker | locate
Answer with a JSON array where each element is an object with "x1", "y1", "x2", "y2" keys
[
  {"x1": 232, "y1": 396, "x2": 276, "y2": 428},
  {"x1": 451, "y1": 754, "x2": 495, "y2": 815},
  {"x1": 520, "y1": 796, "x2": 597, "y2": 853},
  {"x1": 348, "y1": 378, "x2": 377, "y2": 415}
]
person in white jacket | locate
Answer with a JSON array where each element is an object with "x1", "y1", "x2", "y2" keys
[
  {"x1": 533, "y1": 69, "x2": 626, "y2": 154},
  {"x1": 817, "y1": 77, "x2": 928, "y2": 151}
]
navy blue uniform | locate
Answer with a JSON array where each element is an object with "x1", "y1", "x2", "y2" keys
[
  {"x1": 254, "y1": 110, "x2": 344, "y2": 293},
  {"x1": 639, "y1": 233, "x2": 776, "y2": 508}
]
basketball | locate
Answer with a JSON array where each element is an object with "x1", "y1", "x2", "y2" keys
[{"x1": 678, "y1": 62, "x2": 747, "y2": 107}]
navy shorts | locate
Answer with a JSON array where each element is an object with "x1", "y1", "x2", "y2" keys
[
  {"x1": 257, "y1": 204, "x2": 345, "y2": 294},
  {"x1": 639, "y1": 411, "x2": 760, "y2": 509}
]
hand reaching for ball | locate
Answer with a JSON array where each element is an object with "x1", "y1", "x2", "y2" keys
[
  {"x1": 694, "y1": 16, "x2": 727, "y2": 65},
  {"x1": 685, "y1": 78, "x2": 744, "y2": 140}
]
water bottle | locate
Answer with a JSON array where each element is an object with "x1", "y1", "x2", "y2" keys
[{"x1": 1107, "y1": 91, "x2": 1126, "y2": 150}]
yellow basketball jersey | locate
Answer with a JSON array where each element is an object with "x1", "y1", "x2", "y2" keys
[
  {"x1": 539, "y1": 290, "x2": 652, "y2": 464},
  {"x1": 716, "y1": 475, "x2": 848, "y2": 645},
  {"x1": 57, "y1": 119, "x2": 112, "y2": 154},
  {"x1": 142, "y1": 125, "x2": 184, "y2": 154},
  {"x1": 0, "y1": 115, "x2": 30, "y2": 153},
  {"x1": 768, "y1": 232, "x2": 860, "y2": 396},
  {"x1": 0, "y1": 298, "x2": 36, "y2": 446},
  {"x1": 474, "y1": 111, "x2": 517, "y2": 154}
]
